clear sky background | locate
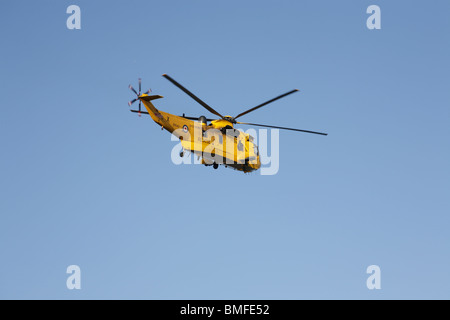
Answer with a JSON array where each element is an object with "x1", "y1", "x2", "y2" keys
[{"x1": 1, "y1": 1, "x2": 449, "y2": 299}]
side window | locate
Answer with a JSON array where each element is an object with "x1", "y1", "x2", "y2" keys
[{"x1": 238, "y1": 141, "x2": 244, "y2": 152}]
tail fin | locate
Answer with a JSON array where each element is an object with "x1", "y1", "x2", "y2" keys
[
  {"x1": 139, "y1": 94, "x2": 164, "y2": 120},
  {"x1": 140, "y1": 95, "x2": 163, "y2": 101}
]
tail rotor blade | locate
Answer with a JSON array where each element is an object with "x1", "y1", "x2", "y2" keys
[
  {"x1": 138, "y1": 78, "x2": 142, "y2": 95},
  {"x1": 129, "y1": 85, "x2": 138, "y2": 96},
  {"x1": 144, "y1": 89, "x2": 152, "y2": 95},
  {"x1": 128, "y1": 98, "x2": 138, "y2": 106}
]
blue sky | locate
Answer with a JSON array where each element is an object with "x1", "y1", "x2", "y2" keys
[{"x1": 0, "y1": 1, "x2": 449, "y2": 299}]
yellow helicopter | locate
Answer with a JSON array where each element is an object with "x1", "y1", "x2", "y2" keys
[{"x1": 128, "y1": 74, "x2": 327, "y2": 173}]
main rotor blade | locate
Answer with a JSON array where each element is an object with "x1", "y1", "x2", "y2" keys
[
  {"x1": 234, "y1": 89, "x2": 299, "y2": 120},
  {"x1": 181, "y1": 116, "x2": 215, "y2": 121},
  {"x1": 129, "y1": 85, "x2": 138, "y2": 96},
  {"x1": 162, "y1": 74, "x2": 224, "y2": 119},
  {"x1": 237, "y1": 122, "x2": 328, "y2": 136}
]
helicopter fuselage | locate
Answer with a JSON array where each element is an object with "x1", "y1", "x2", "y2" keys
[{"x1": 140, "y1": 94, "x2": 261, "y2": 172}]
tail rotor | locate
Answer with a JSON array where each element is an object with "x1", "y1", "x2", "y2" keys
[{"x1": 128, "y1": 78, "x2": 152, "y2": 116}]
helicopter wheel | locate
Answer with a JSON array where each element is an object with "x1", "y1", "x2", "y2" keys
[
  {"x1": 179, "y1": 150, "x2": 184, "y2": 158},
  {"x1": 213, "y1": 163, "x2": 219, "y2": 170}
]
